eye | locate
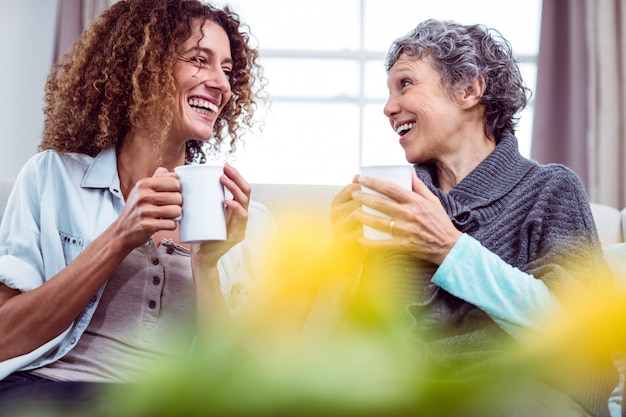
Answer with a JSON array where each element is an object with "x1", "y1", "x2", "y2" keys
[
  {"x1": 400, "y1": 79, "x2": 412, "y2": 88},
  {"x1": 188, "y1": 56, "x2": 207, "y2": 67},
  {"x1": 223, "y1": 67, "x2": 233, "y2": 78}
]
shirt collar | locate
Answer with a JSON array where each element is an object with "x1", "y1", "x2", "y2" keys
[{"x1": 80, "y1": 147, "x2": 121, "y2": 195}]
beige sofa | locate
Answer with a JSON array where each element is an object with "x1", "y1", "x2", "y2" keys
[{"x1": 1, "y1": 178, "x2": 624, "y2": 412}]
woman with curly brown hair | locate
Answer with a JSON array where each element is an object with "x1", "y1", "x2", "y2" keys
[{"x1": 0, "y1": 0, "x2": 267, "y2": 411}]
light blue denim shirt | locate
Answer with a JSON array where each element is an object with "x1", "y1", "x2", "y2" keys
[
  {"x1": 0, "y1": 147, "x2": 124, "y2": 378},
  {"x1": 0, "y1": 148, "x2": 276, "y2": 379}
]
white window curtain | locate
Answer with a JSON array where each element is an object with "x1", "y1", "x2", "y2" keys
[
  {"x1": 532, "y1": 0, "x2": 626, "y2": 208},
  {"x1": 531, "y1": 0, "x2": 590, "y2": 193},
  {"x1": 586, "y1": 0, "x2": 626, "y2": 208},
  {"x1": 54, "y1": 0, "x2": 116, "y2": 62},
  {"x1": 83, "y1": 0, "x2": 117, "y2": 29}
]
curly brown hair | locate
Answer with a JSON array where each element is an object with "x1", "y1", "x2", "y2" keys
[{"x1": 40, "y1": 0, "x2": 265, "y2": 162}]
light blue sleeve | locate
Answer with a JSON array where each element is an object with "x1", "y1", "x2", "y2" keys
[
  {"x1": 432, "y1": 233, "x2": 557, "y2": 340},
  {"x1": 0, "y1": 154, "x2": 47, "y2": 291}
]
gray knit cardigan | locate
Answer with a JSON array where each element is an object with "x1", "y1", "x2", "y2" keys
[{"x1": 359, "y1": 131, "x2": 618, "y2": 417}]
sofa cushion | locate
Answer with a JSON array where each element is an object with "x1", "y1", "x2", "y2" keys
[
  {"x1": 591, "y1": 203, "x2": 623, "y2": 247},
  {"x1": 604, "y1": 243, "x2": 626, "y2": 293},
  {"x1": 622, "y1": 209, "x2": 626, "y2": 245}
]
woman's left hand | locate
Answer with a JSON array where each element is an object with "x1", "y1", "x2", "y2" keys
[
  {"x1": 190, "y1": 163, "x2": 250, "y2": 266},
  {"x1": 354, "y1": 169, "x2": 462, "y2": 265}
]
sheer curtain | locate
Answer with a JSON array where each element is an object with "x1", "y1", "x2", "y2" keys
[
  {"x1": 586, "y1": 0, "x2": 626, "y2": 208},
  {"x1": 532, "y1": 0, "x2": 626, "y2": 208},
  {"x1": 531, "y1": 0, "x2": 589, "y2": 190},
  {"x1": 53, "y1": 0, "x2": 83, "y2": 62},
  {"x1": 54, "y1": 0, "x2": 116, "y2": 62}
]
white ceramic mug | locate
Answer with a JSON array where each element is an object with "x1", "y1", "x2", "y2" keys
[
  {"x1": 174, "y1": 163, "x2": 226, "y2": 243},
  {"x1": 359, "y1": 164, "x2": 413, "y2": 240}
]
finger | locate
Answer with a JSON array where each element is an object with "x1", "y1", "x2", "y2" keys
[
  {"x1": 149, "y1": 191, "x2": 183, "y2": 208},
  {"x1": 222, "y1": 163, "x2": 250, "y2": 208},
  {"x1": 353, "y1": 191, "x2": 396, "y2": 218},
  {"x1": 358, "y1": 175, "x2": 411, "y2": 204},
  {"x1": 150, "y1": 167, "x2": 181, "y2": 191},
  {"x1": 224, "y1": 198, "x2": 249, "y2": 227},
  {"x1": 331, "y1": 204, "x2": 363, "y2": 238},
  {"x1": 223, "y1": 199, "x2": 249, "y2": 244},
  {"x1": 358, "y1": 208, "x2": 391, "y2": 230},
  {"x1": 134, "y1": 174, "x2": 180, "y2": 193},
  {"x1": 152, "y1": 167, "x2": 172, "y2": 177},
  {"x1": 223, "y1": 163, "x2": 246, "y2": 188},
  {"x1": 332, "y1": 183, "x2": 360, "y2": 206},
  {"x1": 330, "y1": 197, "x2": 361, "y2": 227},
  {"x1": 132, "y1": 176, "x2": 182, "y2": 209}
]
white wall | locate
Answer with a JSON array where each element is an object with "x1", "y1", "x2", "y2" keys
[{"x1": 0, "y1": 0, "x2": 58, "y2": 179}]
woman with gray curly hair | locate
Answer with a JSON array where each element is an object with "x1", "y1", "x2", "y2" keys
[{"x1": 325, "y1": 19, "x2": 616, "y2": 417}]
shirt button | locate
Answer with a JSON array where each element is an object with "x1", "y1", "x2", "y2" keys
[
  {"x1": 152, "y1": 276, "x2": 161, "y2": 285},
  {"x1": 166, "y1": 246, "x2": 175, "y2": 255},
  {"x1": 90, "y1": 295, "x2": 97, "y2": 303},
  {"x1": 148, "y1": 300, "x2": 157, "y2": 309},
  {"x1": 152, "y1": 258, "x2": 160, "y2": 265}
]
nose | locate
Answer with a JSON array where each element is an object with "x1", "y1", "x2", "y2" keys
[
  {"x1": 199, "y1": 67, "x2": 231, "y2": 94},
  {"x1": 383, "y1": 94, "x2": 399, "y2": 119}
]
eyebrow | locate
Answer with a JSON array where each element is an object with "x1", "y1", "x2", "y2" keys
[{"x1": 181, "y1": 46, "x2": 233, "y2": 66}]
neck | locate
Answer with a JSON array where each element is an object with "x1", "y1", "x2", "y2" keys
[
  {"x1": 435, "y1": 134, "x2": 496, "y2": 193},
  {"x1": 117, "y1": 133, "x2": 186, "y2": 199}
]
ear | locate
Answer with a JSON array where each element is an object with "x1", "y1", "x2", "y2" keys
[{"x1": 459, "y1": 75, "x2": 485, "y2": 109}]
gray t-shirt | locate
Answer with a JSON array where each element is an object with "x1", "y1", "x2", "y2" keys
[{"x1": 31, "y1": 238, "x2": 194, "y2": 382}]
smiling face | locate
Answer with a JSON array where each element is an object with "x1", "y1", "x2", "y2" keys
[
  {"x1": 384, "y1": 54, "x2": 468, "y2": 165},
  {"x1": 169, "y1": 19, "x2": 233, "y2": 144}
]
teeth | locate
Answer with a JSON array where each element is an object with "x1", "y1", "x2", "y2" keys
[
  {"x1": 191, "y1": 107, "x2": 213, "y2": 116},
  {"x1": 188, "y1": 98, "x2": 219, "y2": 114},
  {"x1": 395, "y1": 122, "x2": 415, "y2": 135}
]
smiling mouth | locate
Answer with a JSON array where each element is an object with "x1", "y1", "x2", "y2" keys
[
  {"x1": 188, "y1": 98, "x2": 219, "y2": 116},
  {"x1": 395, "y1": 122, "x2": 415, "y2": 136}
]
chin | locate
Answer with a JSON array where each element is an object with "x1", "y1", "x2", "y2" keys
[
  {"x1": 403, "y1": 152, "x2": 419, "y2": 165},
  {"x1": 189, "y1": 130, "x2": 215, "y2": 142}
]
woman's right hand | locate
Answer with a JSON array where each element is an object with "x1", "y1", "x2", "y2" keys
[
  {"x1": 110, "y1": 167, "x2": 183, "y2": 253},
  {"x1": 329, "y1": 175, "x2": 365, "y2": 276}
]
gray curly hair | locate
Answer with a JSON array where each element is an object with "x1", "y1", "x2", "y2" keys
[{"x1": 385, "y1": 19, "x2": 531, "y2": 142}]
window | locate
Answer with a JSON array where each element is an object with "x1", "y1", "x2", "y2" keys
[{"x1": 216, "y1": 0, "x2": 542, "y2": 184}]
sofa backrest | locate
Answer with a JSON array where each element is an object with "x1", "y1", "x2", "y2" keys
[
  {"x1": 0, "y1": 179, "x2": 623, "y2": 247},
  {"x1": 0, "y1": 180, "x2": 14, "y2": 221},
  {"x1": 250, "y1": 183, "x2": 341, "y2": 235}
]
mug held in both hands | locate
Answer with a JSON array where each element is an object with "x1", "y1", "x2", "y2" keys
[
  {"x1": 174, "y1": 163, "x2": 227, "y2": 243},
  {"x1": 359, "y1": 164, "x2": 413, "y2": 240}
]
